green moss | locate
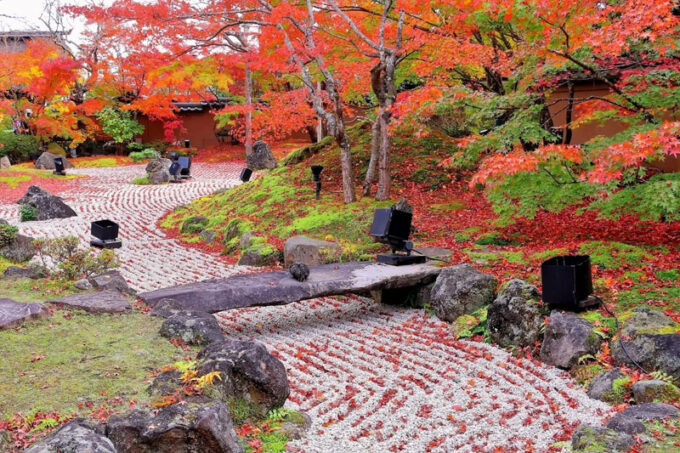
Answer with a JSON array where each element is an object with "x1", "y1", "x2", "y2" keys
[
  {"x1": 570, "y1": 363, "x2": 605, "y2": 387},
  {"x1": 0, "y1": 278, "x2": 82, "y2": 302},
  {"x1": 578, "y1": 241, "x2": 653, "y2": 269},
  {"x1": 226, "y1": 397, "x2": 265, "y2": 425},
  {"x1": 430, "y1": 200, "x2": 466, "y2": 212},
  {"x1": 466, "y1": 249, "x2": 526, "y2": 264},
  {"x1": 0, "y1": 309, "x2": 191, "y2": 418},
  {"x1": 281, "y1": 136, "x2": 333, "y2": 165},
  {"x1": 474, "y1": 232, "x2": 513, "y2": 246},
  {"x1": 656, "y1": 269, "x2": 680, "y2": 281},
  {"x1": 130, "y1": 176, "x2": 149, "y2": 185}
]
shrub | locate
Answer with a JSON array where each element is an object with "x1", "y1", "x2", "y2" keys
[
  {"x1": 0, "y1": 223, "x2": 18, "y2": 247},
  {"x1": 130, "y1": 176, "x2": 150, "y2": 185},
  {"x1": 129, "y1": 148, "x2": 158, "y2": 162},
  {"x1": 33, "y1": 236, "x2": 119, "y2": 280},
  {"x1": 0, "y1": 131, "x2": 39, "y2": 163},
  {"x1": 19, "y1": 204, "x2": 37, "y2": 222}
]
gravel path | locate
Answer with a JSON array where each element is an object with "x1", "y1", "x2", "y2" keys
[
  {"x1": 0, "y1": 163, "x2": 246, "y2": 292},
  {"x1": 217, "y1": 295, "x2": 613, "y2": 452}
]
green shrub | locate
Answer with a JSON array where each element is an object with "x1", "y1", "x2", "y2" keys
[
  {"x1": 0, "y1": 131, "x2": 39, "y2": 163},
  {"x1": 19, "y1": 204, "x2": 37, "y2": 222},
  {"x1": 33, "y1": 236, "x2": 119, "y2": 280},
  {"x1": 0, "y1": 223, "x2": 18, "y2": 247},
  {"x1": 129, "y1": 148, "x2": 158, "y2": 162},
  {"x1": 130, "y1": 176, "x2": 150, "y2": 185}
]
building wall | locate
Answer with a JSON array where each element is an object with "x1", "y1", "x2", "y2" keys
[
  {"x1": 546, "y1": 81, "x2": 680, "y2": 172},
  {"x1": 138, "y1": 111, "x2": 223, "y2": 148}
]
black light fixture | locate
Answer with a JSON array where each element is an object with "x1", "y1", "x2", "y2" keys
[
  {"x1": 168, "y1": 152, "x2": 178, "y2": 161},
  {"x1": 370, "y1": 208, "x2": 426, "y2": 266},
  {"x1": 310, "y1": 165, "x2": 323, "y2": 200},
  {"x1": 53, "y1": 157, "x2": 66, "y2": 176},
  {"x1": 240, "y1": 168, "x2": 253, "y2": 182},
  {"x1": 184, "y1": 139, "x2": 191, "y2": 148},
  {"x1": 169, "y1": 161, "x2": 182, "y2": 182},
  {"x1": 541, "y1": 255, "x2": 598, "y2": 310},
  {"x1": 178, "y1": 156, "x2": 191, "y2": 179},
  {"x1": 90, "y1": 219, "x2": 122, "y2": 249}
]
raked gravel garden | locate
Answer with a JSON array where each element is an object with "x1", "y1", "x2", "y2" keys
[{"x1": 0, "y1": 160, "x2": 617, "y2": 451}]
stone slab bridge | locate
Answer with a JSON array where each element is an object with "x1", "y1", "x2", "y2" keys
[{"x1": 139, "y1": 262, "x2": 441, "y2": 312}]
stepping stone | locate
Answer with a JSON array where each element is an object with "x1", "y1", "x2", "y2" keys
[
  {"x1": 0, "y1": 298, "x2": 48, "y2": 329},
  {"x1": 47, "y1": 290, "x2": 131, "y2": 314},
  {"x1": 140, "y1": 262, "x2": 442, "y2": 313}
]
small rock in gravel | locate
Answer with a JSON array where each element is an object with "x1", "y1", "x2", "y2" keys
[
  {"x1": 571, "y1": 424, "x2": 634, "y2": 452},
  {"x1": 289, "y1": 263, "x2": 310, "y2": 282},
  {"x1": 540, "y1": 311, "x2": 602, "y2": 369},
  {"x1": 587, "y1": 369, "x2": 624, "y2": 402}
]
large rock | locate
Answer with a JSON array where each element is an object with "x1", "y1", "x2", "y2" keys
[
  {"x1": 611, "y1": 308, "x2": 680, "y2": 380},
  {"x1": 246, "y1": 140, "x2": 276, "y2": 170},
  {"x1": 430, "y1": 264, "x2": 497, "y2": 322},
  {"x1": 237, "y1": 244, "x2": 279, "y2": 267},
  {"x1": 145, "y1": 158, "x2": 172, "y2": 184},
  {"x1": 34, "y1": 152, "x2": 73, "y2": 170},
  {"x1": 140, "y1": 261, "x2": 442, "y2": 313},
  {"x1": 540, "y1": 311, "x2": 602, "y2": 369},
  {"x1": 283, "y1": 235, "x2": 339, "y2": 267},
  {"x1": 197, "y1": 340, "x2": 290, "y2": 413},
  {"x1": 0, "y1": 233, "x2": 36, "y2": 262},
  {"x1": 487, "y1": 279, "x2": 545, "y2": 348},
  {"x1": 587, "y1": 369, "x2": 625, "y2": 402},
  {"x1": 2, "y1": 264, "x2": 47, "y2": 280},
  {"x1": 25, "y1": 419, "x2": 115, "y2": 453},
  {"x1": 89, "y1": 270, "x2": 135, "y2": 296},
  {"x1": 0, "y1": 298, "x2": 48, "y2": 329},
  {"x1": 0, "y1": 155, "x2": 10, "y2": 169},
  {"x1": 47, "y1": 290, "x2": 131, "y2": 314},
  {"x1": 16, "y1": 185, "x2": 77, "y2": 220},
  {"x1": 632, "y1": 379, "x2": 680, "y2": 404},
  {"x1": 150, "y1": 298, "x2": 183, "y2": 318},
  {"x1": 159, "y1": 310, "x2": 226, "y2": 345},
  {"x1": 606, "y1": 403, "x2": 679, "y2": 435},
  {"x1": 106, "y1": 398, "x2": 243, "y2": 453},
  {"x1": 571, "y1": 424, "x2": 634, "y2": 452}
]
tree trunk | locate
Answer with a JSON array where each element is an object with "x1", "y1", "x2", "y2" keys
[
  {"x1": 244, "y1": 63, "x2": 253, "y2": 157},
  {"x1": 363, "y1": 118, "x2": 381, "y2": 196},
  {"x1": 375, "y1": 107, "x2": 391, "y2": 200},
  {"x1": 337, "y1": 127, "x2": 356, "y2": 203},
  {"x1": 316, "y1": 81, "x2": 324, "y2": 142},
  {"x1": 563, "y1": 79, "x2": 574, "y2": 145}
]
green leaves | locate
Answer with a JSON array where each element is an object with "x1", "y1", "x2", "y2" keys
[{"x1": 96, "y1": 107, "x2": 144, "y2": 144}]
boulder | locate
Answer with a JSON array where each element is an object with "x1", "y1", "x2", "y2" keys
[
  {"x1": 606, "y1": 403, "x2": 679, "y2": 434},
  {"x1": 47, "y1": 290, "x2": 131, "y2": 314},
  {"x1": 246, "y1": 140, "x2": 276, "y2": 170},
  {"x1": 283, "y1": 235, "x2": 339, "y2": 267},
  {"x1": 0, "y1": 298, "x2": 48, "y2": 329},
  {"x1": 487, "y1": 279, "x2": 545, "y2": 348},
  {"x1": 289, "y1": 262, "x2": 310, "y2": 282},
  {"x1": 371, "y1": 283, "x2": 433, "y2": 308},
  {"x1": 159, "y1": 310, "x2": 225, "y2": 345},
  {"x1": 150, "y1": 298, "x2": 183, "y2": 318},
  {"x1": 278, "y1": 411, "x2": 312, "y2": 440},
  {"x1": 238, "y1": 245, "x2": 279, "y2": 267},
  {"x1": 611, "y1": 308, "x2": 680, "y2": 380},
  {"x1": 34, "y1": 152, "x2": 73, "y2": 170},
  {"x1": 540, "y1": 311, "x2": 602, "y2": 369},
  {"x1": 632, "y1": 379, "x2": 680, "y2": 404},
  {"x1": 74, "y1": 278, "x2": 94, "y2": 290},
  {"x1": 181, "y1": 216, "x2": 209, "y2": 234},
  {"x1": 587, "y1": 369, "x2": 626, "y2": 403},
  {"x1": 106, "y1": 398, "x2": 243, "y2": 453},
  {"x1": 89, "y1": 270, "x2": 135, "y2": 296},
  {"x1": 2, "y1": 264, "x2": 46, "y2": 280},
  {"x1": 571, "y1": 424, "x2": 634, "y2": 452},
  {"x1": 25, "y1": 419, "x2": 115, "y2": 453},
  {"x1": 147, "y1": 368, "x2": 184, "y2": 398},
  {"x1": 200, "y1": 230, "x2": 216, "y2": 244},
  {"x1": 0, "y1": 233, "x2": 36, "y2": 262},
  {"x1": 197, "y1": 340, "x2": 290, "y2": 413},
  {"x1": 0, "y1": 155, "x2": 10, "y2": 169},
  {"x1": 16, "y1": 185, "x2": 77, "y2": 220},
  {"x1": 145, "y1": 158, "x2": 172, "y2": 184},
  {"x1": 430, "y1": 264, "x2": 497, "y2": 322}
]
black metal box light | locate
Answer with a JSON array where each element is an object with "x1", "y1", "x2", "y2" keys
[
  {"x1": 91, "y1": 219, "x2": 119, "y2": 241},
  {"x1": 53, "y1": 157, "x2": 66, "y2": 175},
  {"x1": 240, "y1": 168, "x2": 253, "y2": 182},
  {"x1": 541, "y1": 255, "x2": 594, "y2": 310},
  {"x1": 370, "y1": 208, "x2": 425, "y2": 266}
]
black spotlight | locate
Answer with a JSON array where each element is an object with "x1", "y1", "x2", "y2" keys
[
  {"x1": 53, "y1": 157, "x2": 66, "y2": 176},
  {"x1": 541, "y1": 255, "x2": 598, "y2": 310},
  {"x1": 90, "y1": 219, "x2": 122, "y2": 249},
  {"x1": 169, "y1": 161, "x2": 182, "y2": 182},
  {"x1": 310, "y1": 165, "x2": 323, "y2": 200},
  {"x1": 240, "y1": 168, "x2": 253, "y2": 182},
  {"x1": 370, "y1": 208, "x2": 426, "y2": 266},
  {"x1": 184, "y1": 139, "x2": 190, "y2": 148},
  {"x1": 178, "y1": 156, "x2": 191, "y2": 179}
]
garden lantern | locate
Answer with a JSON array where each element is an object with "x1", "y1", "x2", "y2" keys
[
  {"x1": 240, "y1": 168, "x2": 253, "y2": 182},
  {"x1": 370, "y1": 208, "x2": 425, "y2": 266},
  {"x1": 184, "y1": 139, "x2": 190, "y2": 148},
  {"x1": 541, "y1": 255, "x2": 598, "y2": 310},
  {"x1": 90, "y1": 219, "x2": 122, "y2": 249},
  {"x1": 53, "y1": 157, "x2": 66, "y2": 176},
  {"x1": 310, "y1": 165, "x2": 323, "y2": 200}
]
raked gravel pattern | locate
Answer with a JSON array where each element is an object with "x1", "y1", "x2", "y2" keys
[
  {"x1": 216, "y1": 295, "x2": 613, "y2": 452},
  {"x1": 0, "y1": 163, "x2": 246, "y2": 292}
]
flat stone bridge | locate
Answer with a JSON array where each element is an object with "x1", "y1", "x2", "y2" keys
[{"x1": 139, "y1": 262, "x2": 441, "y2": 313}]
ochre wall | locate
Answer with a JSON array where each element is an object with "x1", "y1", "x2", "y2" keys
[{"x1": 546, "y1": 81, "x2": 680, "y2": 172}]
